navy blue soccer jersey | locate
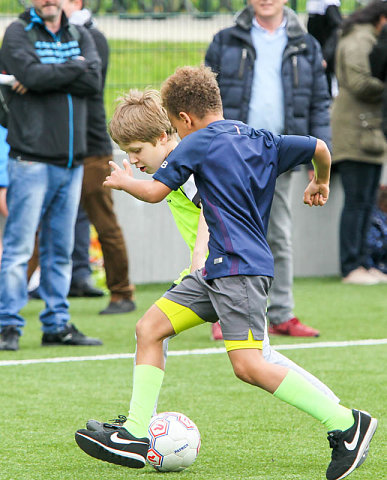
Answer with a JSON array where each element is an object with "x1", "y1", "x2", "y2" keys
[{"x1": 153, "y1": 120, "x2": 317, "y2": 280}]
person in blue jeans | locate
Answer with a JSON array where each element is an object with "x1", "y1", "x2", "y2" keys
[{"x1": 0, "y1": 0, "x2": 103, "y2": 350}]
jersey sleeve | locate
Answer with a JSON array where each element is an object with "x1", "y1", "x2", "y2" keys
[
  {"x1": 275, "y1": 135, "x2": 317, "y2": 176},
  {"x1": 153, "y1": 133, "x2": 204, "y2": 190}
]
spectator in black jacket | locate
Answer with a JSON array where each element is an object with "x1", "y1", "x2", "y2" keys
[
  {"x1": 0, "y1": 0, "x2": 103, "y2": 350},
  {"x1": 61, "y1": 0, "x2": 137, "y2": 314}
]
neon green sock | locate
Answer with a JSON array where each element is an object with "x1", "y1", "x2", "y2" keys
[
  {"x1": 123, "y1": 364, "x2": 164, "y2": 438},
  {"x1": 273, "y1": 370, "x2": 354, "y2": 432}
]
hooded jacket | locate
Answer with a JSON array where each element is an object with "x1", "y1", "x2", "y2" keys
[
  {"x1": 331, "y1": 23, "x2": 387, "y2": 165},
  {"x1": 1, "y1": 8, "x2": 101, "y2": 167},
  {"x1": 205, "y1": 6, "x2": 331, "y2": 146}
]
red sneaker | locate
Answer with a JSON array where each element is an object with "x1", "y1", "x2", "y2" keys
[
  {"x1": 211, "y1": 321, "x2": 223, "y2": 340},
  {"x1": 268, "y1": 317, "x2": 320, "y2": 337}
]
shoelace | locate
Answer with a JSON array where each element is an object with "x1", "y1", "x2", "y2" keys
[
  {"x1": 327, "y1": 432, "x2": 341, "y2": 458},
  {"x1": 104, "y1": 414, "x2": 127, "y2": 427}
]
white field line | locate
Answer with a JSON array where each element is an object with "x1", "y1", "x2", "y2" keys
[{"x1": 0, "y1": 338, "x2": 386, "y2": 367}]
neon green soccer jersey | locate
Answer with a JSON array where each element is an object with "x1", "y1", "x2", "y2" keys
[{"x1": 165, "y1": 176, "x2": 201, "y2": 284}]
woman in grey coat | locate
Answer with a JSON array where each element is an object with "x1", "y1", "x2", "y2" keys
[{"x1": 331, "y1": 0, "x2": 387, "y2": 285}]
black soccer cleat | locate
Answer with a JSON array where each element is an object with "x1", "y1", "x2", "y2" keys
[
  {"x1": 75, "y1": 423, "x2": 149, "y2": 469},
  {"x1": 326, "y1": 409, "x2": 378, "y2": 480}
]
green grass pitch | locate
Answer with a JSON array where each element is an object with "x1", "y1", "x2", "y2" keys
[{"x1": 0, "y1": 278, "x2": 385, "y2": 479}]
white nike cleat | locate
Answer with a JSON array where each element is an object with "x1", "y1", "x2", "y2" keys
[
  {"x1": 75, "y1": 423, "x2": 149, "y2": 468},
  {"x1": 326, "y1": 409, "x2": 378, "y2": 480}
]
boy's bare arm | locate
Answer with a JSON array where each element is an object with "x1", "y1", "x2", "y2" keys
[
  {"x1": 190, "y1": 208, "x2": 209, "y2": 273},
  {"x1": 103, "y1": 159, "x2": 171, "y2": 203},
  {"x1": 303, "y1": 139, "x2": 331, "y2": 207}
]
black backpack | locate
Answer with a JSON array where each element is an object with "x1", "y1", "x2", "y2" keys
[{"x1": 0, "y1": 19, "x2": 80, "y2": 127}]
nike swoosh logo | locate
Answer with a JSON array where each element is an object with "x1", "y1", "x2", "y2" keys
[
  {"x1": 344, "y1": 417, "x2": 361, "y2": 451},
  {"x1": 110, "y1": 432, "x2": 147, "y2": 445}
]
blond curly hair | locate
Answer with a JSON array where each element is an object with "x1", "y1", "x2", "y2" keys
[
  {"x1": 161, "y1": 65, "x2": 223, "y2": 119},
  {"x1": 109, "y1": 89, "x2": 176, "y2": 148}
]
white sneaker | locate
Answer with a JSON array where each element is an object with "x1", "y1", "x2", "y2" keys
[
  {"x1": 368, "y1": 268, "x2": 387, "y2": 283},
  {"x1": 342, "y1": 267, "x2": 379, "y2": 285}
]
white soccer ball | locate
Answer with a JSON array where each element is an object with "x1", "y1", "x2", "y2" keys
[{"x1": 147, "y1": 411, "x2": 201, "y2": 472}]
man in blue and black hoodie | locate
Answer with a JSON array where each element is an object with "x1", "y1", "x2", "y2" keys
[{"x1": 0, "y1": 0, "x2": 103, "y2": 350}]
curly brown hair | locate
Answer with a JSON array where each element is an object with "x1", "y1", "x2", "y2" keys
[
  {"x1": 108, "y1": 89, "x2": 176, "y2": 149},
  {"x1": 160, "y1": 65, "x2": 223, "y2": 120}
]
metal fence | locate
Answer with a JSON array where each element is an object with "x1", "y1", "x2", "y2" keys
[
  {"x1": 0, "y1": 0, "x2": 360, "y2": 15},
  {"x1": 1, "y1": 0, "x2": 360, "y2": 119}
]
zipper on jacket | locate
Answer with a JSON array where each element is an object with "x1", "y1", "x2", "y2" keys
[
  {"x1": 292, "y1": 55, "x2": 298, "y2": 88},
  {"x1": 67, "y1": 93, "x2": 74, "y2": 168},
  {"x1": 238, "y1": 48, "x2": 247, "y2": 79}
]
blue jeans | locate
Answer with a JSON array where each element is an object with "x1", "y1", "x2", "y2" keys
[
  {"x1": 0, "y1": 158, "x2": 83, "y2": 334},
  {"x1": 336, "y1": 160, "x2": 382, "y2": 277}
]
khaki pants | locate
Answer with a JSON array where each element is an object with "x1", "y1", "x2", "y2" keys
[{"x1": 81, "y1": 154, "x2": 134, "y2": 300}]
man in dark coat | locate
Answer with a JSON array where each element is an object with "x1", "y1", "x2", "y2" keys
[{"x1": 205, "y1": 1, "x2": 331, "y2": 338}]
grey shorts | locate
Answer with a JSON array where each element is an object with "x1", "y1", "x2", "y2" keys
[{"x1": 163, "y1": 269, "x2": 272, "y2": 341}]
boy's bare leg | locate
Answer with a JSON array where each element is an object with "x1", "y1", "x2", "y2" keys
[
  {"x1": 134, "y1": 304, "x2": 175, "y2": 368},
  {"x1": 227, "y1": 348, "x2": 354, "y2": 431},
  {"x1": 228, "y1": 348, "x2": 288, "y2": 392}
]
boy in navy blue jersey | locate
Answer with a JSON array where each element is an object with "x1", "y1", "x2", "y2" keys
[{"x1": 75, "y1": 66, "x2": 377, "y2": 480}]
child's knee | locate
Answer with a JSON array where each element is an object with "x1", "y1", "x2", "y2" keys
[
  {"x1": 229, "y1": 350, "x2": 266, "y2": 384},
  {"x1": 231, "y1": 359, "x2": 251, "y2": 382},
  {"x1": 136, "y1": 316, "x2": 154, "y2": 340},
  {"x1": 135, "y1": 307, "x2": 173, "y2": 343}
]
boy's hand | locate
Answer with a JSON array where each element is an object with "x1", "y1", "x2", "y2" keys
[
  {"x1": 103, "y1": 159, "x2": 133, "y2": 190},
  {"x1": 303, "y1": 179, "x2": 329, "y2": 207}
]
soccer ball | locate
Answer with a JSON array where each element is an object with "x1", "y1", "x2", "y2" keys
[{"x1": 147, "y1": 412, "x2": 201, "y2": 472}]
